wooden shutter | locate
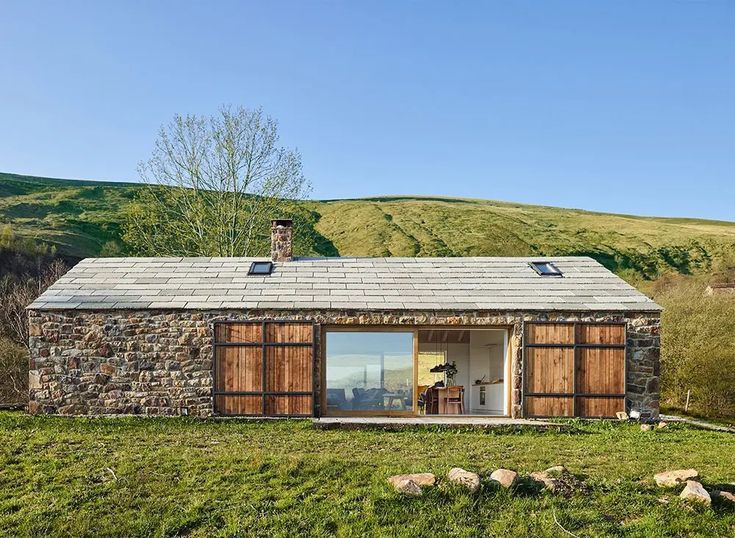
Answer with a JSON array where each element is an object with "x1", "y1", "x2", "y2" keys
[
  {"x1": 214, "y1": 321, "x2": 315, "y2": 417},
  {"x1": 524, "y1": 322, "x2": 626, "y2": 418}
]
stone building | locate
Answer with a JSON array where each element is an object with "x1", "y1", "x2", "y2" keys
[
  {"x1": 28, "y1": 220, "x2": 661, "y2": 419},
  {"x1": 704, "y1": 283, "x2": 735, "y2": 296}
]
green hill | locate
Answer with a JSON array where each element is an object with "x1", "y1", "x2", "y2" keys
[
  {"x1": 0, "y1": 172, "x2": 139, "y2": 258},
  {"x1": 1, "y1": 171, "x2": 734, "y2": 280}
]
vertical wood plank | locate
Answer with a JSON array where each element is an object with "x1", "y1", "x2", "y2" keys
[
  {"x1": 525, "y1": 322, "x2": 626, "y2": 419},
  {"x1": 217, "y1": 322, "x2": 314, "y2": 417}
]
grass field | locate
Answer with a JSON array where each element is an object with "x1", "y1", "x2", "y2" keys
[
  {"x1": 0, "y1": 413, "x2": 733, "y2": 537},
  {"x1": 2, "y1": 172, "x2": 734, "y2": 279}
]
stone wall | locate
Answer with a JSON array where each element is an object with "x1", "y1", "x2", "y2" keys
[
  {"x1": 28, "y1": 309, "x2": 660, "y2": 418},
  {"x1": 626, "y1": 316, "x2": 661, "y2": 418}
]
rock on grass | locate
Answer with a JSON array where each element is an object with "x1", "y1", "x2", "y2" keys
[
  {"x1": 712, "y1": 490, "x2": 735, "y2": 504},
  {"x1": 654, "y1": 469, "x2": 699, "y2": 488},
  {"x1": 490, "y1": 469, "x2": 518, "y2": 489},
  {"x1": 529, "y1": 465, "x2": 589, "y2": 497},
  {"x1": 679, "y1": 481, "x2": 711, "y2": 505},
  {"x1": 447, "y1": 467, "x2": 480, "y2": 493},
  {"x1": 387, "y1": 473, "x2": 436, "y2": 488},
  {"x1": 391, "y1": 478, "x2": 423, "y2": 496}
]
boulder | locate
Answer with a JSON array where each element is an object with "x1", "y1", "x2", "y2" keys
[
  {"x1": 447, "y1": 467, "x2": 480, "y2": 493},
  {"x1": 654, "y1": 469, "x2": 700, "y2": 488},
  {"x1": 490, "y1": 469, "x2": 518, "y2": 489},
  {"x1": 641, "y1": 424, "x2": 654, "y2": 432},
  {"x1": 616, "y1": 411, "x2": 629, "y2": 421},
  {"x1": 657, "y1": 421, "x2": 668, "y2": 429},
  {"x1": 391, "y1": 478, "x2": 422, "y2": 496},
  {"x1": 679, "y1": 480, "x2": 711, "y2": 505},
  {"x1": 387, "y1": 473, "x2": 436, "y2": 488}
]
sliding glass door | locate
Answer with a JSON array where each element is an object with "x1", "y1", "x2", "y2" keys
[{"x1": 324, "y1": 330, "x2": 415, "y2": 415}]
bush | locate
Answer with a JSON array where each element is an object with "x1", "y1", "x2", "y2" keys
[
  {"x1": 0, "y1": 246, "x2": 68, "y2": 405},
  {"x1": 0, "y1": 337, "x2": 28, "y2": 404},
  {"x1": 0, "y1": 258, "x2": 68, "y2": 347},
  {"x1": 652, "y1": 275, "x2": 735, "y2": 417}
]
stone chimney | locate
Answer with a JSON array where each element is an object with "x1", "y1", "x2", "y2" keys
[{"x1": 271, "y1": 219, "x2": 293, "y2": 262}]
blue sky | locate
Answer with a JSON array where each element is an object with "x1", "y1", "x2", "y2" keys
[{"x1": 1, "y1": 1, "x2": 733, "y2": 220}]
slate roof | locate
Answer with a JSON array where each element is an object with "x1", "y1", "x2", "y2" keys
[{"x1": 28, "y1": 256, "x2": 661, "y2": 312}]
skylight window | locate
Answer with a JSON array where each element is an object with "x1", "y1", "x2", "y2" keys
[
  {"x1": 248, "y1": 261, "x2": 273, "y2": 275},
  {"x1": 529, "y1": 261, "x2": 562, "y2": 277}
]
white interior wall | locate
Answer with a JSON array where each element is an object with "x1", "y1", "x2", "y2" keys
[
  {"x1": 469, "y1": 331, "x2": 505, "y2": 381},
  {"x1": 468, "y1": 330, "x2": 506, "y2": 414},
  {"x1": 418, "y1": 330, "x2": 507, "y2": 415},
  {"x1": 448, "y1": 343, "x2": 470, "y2": 391}
]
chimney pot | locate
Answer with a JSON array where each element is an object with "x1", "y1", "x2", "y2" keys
[{"x1": 271, "y1": 219, "x2": 293, "y2": 262}]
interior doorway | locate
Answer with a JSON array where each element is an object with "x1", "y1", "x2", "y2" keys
[{"x1": 417, "y1": 328, "x2": 509, "y2": 416}]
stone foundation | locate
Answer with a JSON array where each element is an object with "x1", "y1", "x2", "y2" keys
[{"x1": 28, "y1": 309, "x2": 660, "y2": 418}]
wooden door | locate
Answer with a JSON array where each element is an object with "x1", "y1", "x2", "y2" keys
[
  {"x1": 524, "y1": 322, "x2": 626, "y2": 418},
  {"x1": 214, "y1": 321, "x2": 315, "y2": 416}
]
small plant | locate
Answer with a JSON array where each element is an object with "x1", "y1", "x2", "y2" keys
[{"x1": 445, "y1": 362, "x2": 458, "y2": 385}]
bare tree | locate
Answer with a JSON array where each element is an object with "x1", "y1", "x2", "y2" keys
[
  {"x1": 0, "y1": 338, "x2": 27, "y2": 404},
  {"x1": 0, "y1": 259, "x2": 68, "y2": 349},
  {"x1": 123, "y1": 106, "x2": 311, "y2": 256},
  {"x1": 0, "y1": 257, "x2": 67, "y2": 404}
]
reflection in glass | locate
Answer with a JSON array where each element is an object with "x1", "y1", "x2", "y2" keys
[{"x1": 325, "y1": 332, "x2": 414, "y2": 413}]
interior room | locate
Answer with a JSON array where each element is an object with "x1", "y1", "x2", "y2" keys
[{"x1": 417, "y1": 329, "x2": 508, "y2": 416}]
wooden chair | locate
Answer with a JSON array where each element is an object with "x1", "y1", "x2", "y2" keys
[
  {"x1": 425, "y1": 387, "x2": 439, "y2": 415},
  {"x1": 445, "y1": 386, "x2": 465, "y2": 415},
  {"x1": 417, "y1": 385, "x2": 430, "y2": 414}
]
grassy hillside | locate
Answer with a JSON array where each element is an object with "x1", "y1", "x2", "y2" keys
[
  {"x1": 1, "y1": 172, "x2": 734, "y2": 279},
  {"x1": 0, "y1": 172, "x2": 139, "y2": 259},
  {"x1": 310, "y1": 198, "x2": 735, "y2": 279}
]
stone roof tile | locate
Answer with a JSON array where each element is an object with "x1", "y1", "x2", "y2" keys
[{"x1": 28, "y1": 256, "x2": 661, "y2": 312}]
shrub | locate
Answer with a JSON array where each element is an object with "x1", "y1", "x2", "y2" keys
[
  {"x1": 652, "y1": 275, "x2": 735, "y2": 417},
  {"x1": 0, "y1": 337, "x2": 28, "y2": 404}
]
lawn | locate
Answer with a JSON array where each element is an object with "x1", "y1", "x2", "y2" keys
[{"x1": 0, "y1": 414, "x2": 733, "y2": 537}]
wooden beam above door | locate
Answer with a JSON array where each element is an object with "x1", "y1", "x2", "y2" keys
[{"x1": 418, "y1": 330, "x2": 470, "y2": 344}]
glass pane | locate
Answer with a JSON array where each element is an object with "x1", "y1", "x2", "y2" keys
[
  {"x1": 325, "y1": 331, "x2": 413, "y2": 414},
  {"x1": 417, "y1": 351, "x2": 446, "y2": 386}
]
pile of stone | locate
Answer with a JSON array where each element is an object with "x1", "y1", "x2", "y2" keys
[
  {"x1": 387, "y1": 465, "x2": 587, "y2": 497},
  {"x1": 387, "y1": 465, "x2": 735, "y2": 508},
  {"x1": 617, "y1": 411, "x2": 672, "y2": 432},
  {"x1": 529, "y1": 465, "x2": 590, "y2": 497},
  {"x1": 654, "y1": 468, "x2": 735, "y2": 506}
]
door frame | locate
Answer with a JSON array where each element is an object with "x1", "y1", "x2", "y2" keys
[{"x1": 320, "y1": 324, "x2": 513, "y2": 418}]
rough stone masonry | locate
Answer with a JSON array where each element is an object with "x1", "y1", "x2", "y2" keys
[{"x1": 27, "y1": 309, "x2": 660, "y2": 418}]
